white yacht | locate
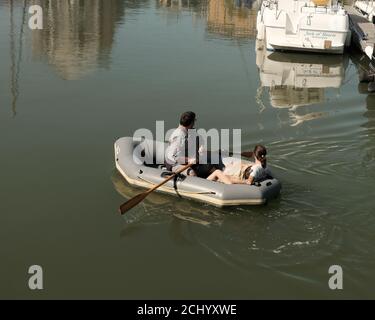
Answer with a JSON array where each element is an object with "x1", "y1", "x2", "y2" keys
[
  {"x1": 354, "y1": 0, "x2": 375, "y2": 22},
  {"x1": 255, "y1": 40, "x2": 348, "y2": 125},
  {"x1": 256, "y1": 0, "x2": 351, "y2": 54}
]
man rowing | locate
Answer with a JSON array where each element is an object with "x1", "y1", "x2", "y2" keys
[{"x1": 165, "y1": 111, "x2": 221, "y2": 178}]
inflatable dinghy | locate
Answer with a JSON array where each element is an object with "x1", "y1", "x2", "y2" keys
[{"x1": 114, "y1": 137, "x2": 281, "y2": 207}]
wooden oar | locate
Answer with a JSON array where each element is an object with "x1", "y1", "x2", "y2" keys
[{"x1": 119, "y1": 163, "x2": 193, "y2": 215}]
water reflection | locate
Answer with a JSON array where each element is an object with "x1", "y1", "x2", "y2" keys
[
  {"x1": 363, "y1": 94, "x2": 375, "y2": 170},
  {"x1": 352, "y1": 52, "x2": 375, "y2": 94},
  {"x1": 350, "y1": 53, "x2": 375, "y2": 168},
  {"x1": 157, "y1": 0, "x2": 259, "y2": 39},
  {"x1": 111, "y1": 170, "x2": 224, "y2": 233},
  {"x1": 156, "y1": 0, "x2": 207, "y2": 25},
  {"x1": 8, "y1": 0, "x2": 28, "y2": 117},
  {"x1": 157, "y1": 0, "x2": 206, "y2": 12},
  {"x1": 112, "y1": 171, "x2": 224, "y2": 225},
  {"x1": 206, "y1": 0, "x2": 258, "y2": 39},
  {"x1": 255, "y1": 40, "x2": 349, "y2": 126},
  {"x1": 31, "y1": 0, "x2": 126, "y2": 80}
]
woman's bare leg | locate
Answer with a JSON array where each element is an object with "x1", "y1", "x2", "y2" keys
[
  {"x1": 207, "y1": 170, "x2": 233, "y2": 184},
  {"x1": 207, "y1": 170, "x2": 220, "y2": 181}
]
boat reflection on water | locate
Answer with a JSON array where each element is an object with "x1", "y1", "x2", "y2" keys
[
  {"x1": 255, "y1": 40, "x2": 349, "y2": 126},
  {"x1": 111, "y1": 170, "x2": 225, "y2": 234}
]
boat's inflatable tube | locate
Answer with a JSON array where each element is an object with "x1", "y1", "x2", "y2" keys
[{"x1": 114, "y1": 137, "x2": 281, "y2": 207}]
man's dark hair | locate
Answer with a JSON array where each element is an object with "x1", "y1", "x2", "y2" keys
[{"x1": 180, "y1": 111, "x2": 196, "y2": 127}]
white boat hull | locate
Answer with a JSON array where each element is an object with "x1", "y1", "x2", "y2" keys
[{"x1": 257, "y1": 0, "x2": 350, "y2": 54}]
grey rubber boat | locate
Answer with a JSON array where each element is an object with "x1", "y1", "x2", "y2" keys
[{"x1": 114, "y1": 137, "x2": 281, "y2": 207}]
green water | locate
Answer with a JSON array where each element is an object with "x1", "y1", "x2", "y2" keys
[{"x1": 0, "y1": 0, "x2": 374, "y2": 299}]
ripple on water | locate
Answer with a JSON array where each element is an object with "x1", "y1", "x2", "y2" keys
[
  {"x1": 269, "y1": 136, "x2": 374, "y2": 182},
  {"x1": 184, "y1": 206, "x2": 344, "y2": 273}
]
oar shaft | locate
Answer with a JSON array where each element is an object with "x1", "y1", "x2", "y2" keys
[{"x1": 146, "y1": 163, "x2": 193, "y2": 194}]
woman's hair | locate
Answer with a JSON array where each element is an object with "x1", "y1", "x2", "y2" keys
[
  {"x1": 243, "y1": 166, "x2": 252, "y2": 180},
  {"x1": 254, "y1": 145, "x2": 267, "y2": 168}
]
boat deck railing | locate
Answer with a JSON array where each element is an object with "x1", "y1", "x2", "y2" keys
[{"x1": 263, "y1": 0, "x2": 345, "y2": 15}]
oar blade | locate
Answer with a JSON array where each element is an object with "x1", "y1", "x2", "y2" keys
[{"x1": 119, "y1": 192, "x2": 148, "y2": 215}]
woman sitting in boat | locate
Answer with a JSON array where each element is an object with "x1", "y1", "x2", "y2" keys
[{"x1": 207, "y1": 145, "x2": 272, "y2": 185}]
